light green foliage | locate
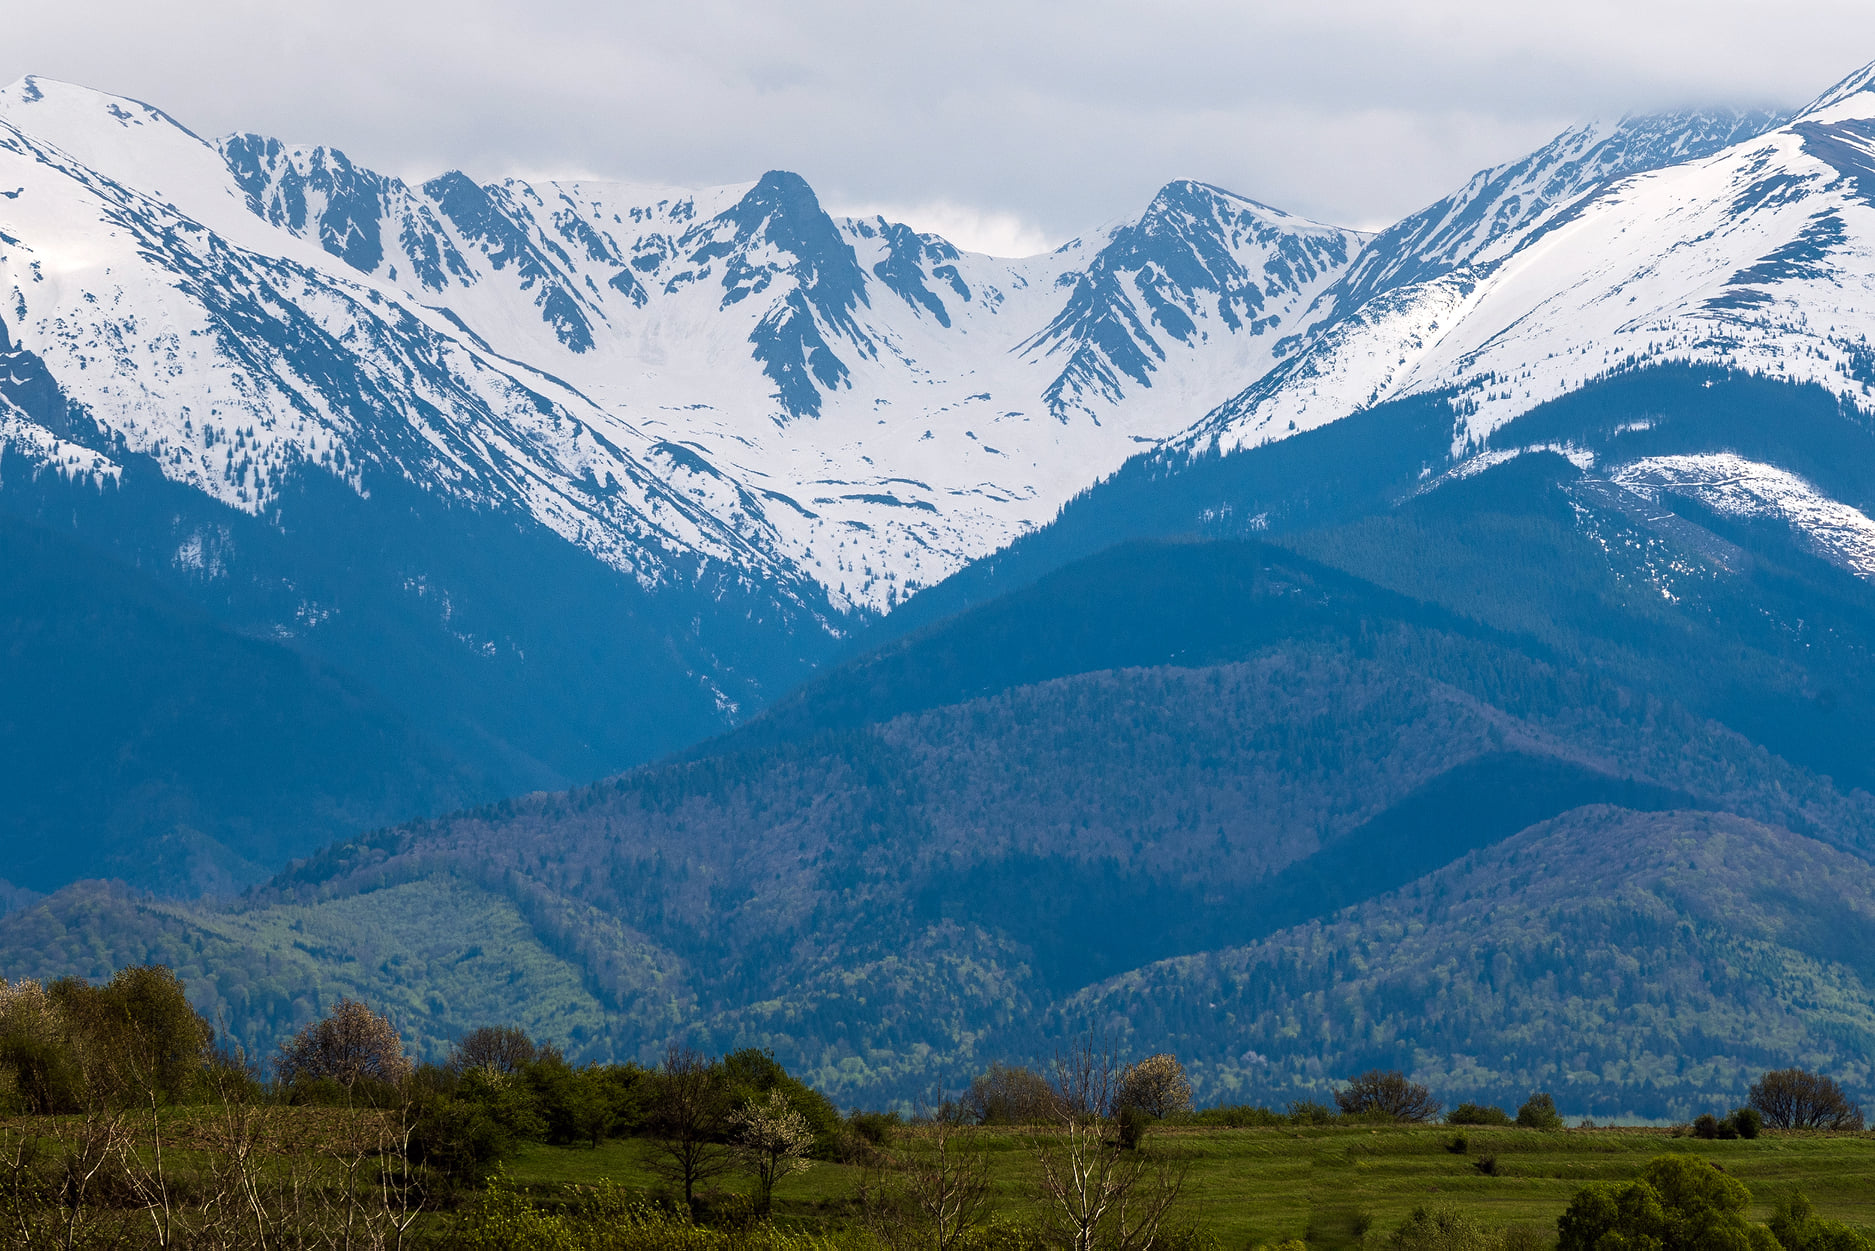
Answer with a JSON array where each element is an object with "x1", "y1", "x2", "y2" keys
[
  {"x1": 1772, "y1": 1192, "x2": 1875, "y2": 1251},
  {"x1": 0, "y1": 966, "x2": 212, "y2": 1112},
  {"x1": 1515, "y1": 1094, "x2": 1563, "y2": 1131},
  {"x1": 1557, "y1": 1154, "x2": 1774, "y2": 1250},
  {"x1": 1389, "y1": 1203, "x2": 1495, "y2": 1250}
]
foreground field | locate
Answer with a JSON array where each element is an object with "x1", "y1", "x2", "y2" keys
[{"x1": 500, "y1": 1122, "x2": 1875, "y2": 1246}]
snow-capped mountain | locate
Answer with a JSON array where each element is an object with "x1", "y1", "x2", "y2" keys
[
  {"x1": 1305, "y1": 107, "x2": 1786, "y2": 330},
  {"x1": 0, "y1": 71, "x2": 1383, "y2": 835},
  {"x1": 206, "y1": 140, "x2": 1368, "y2": 608},
  {"x1": 1179, "y1": 72, "x2": 1875, "y2": 466},
  {"x1": 7, "y1": 62, "x2": 1871, "y2": 819}
]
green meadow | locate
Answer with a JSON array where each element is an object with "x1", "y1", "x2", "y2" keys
[{"x1": 496, "y1": 1122, "x2": 1875, "y2": 1246}]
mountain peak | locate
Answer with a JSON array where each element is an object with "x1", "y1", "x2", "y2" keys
[
  {"x1": 1797, "y1": 59, "x2": 1875, "y2": 123},
  {"x1": 1146, "y1": 178, "x2": 1290, "y2": 224},
  {"x1": 0, "y1": 75, "x2": 203, "y2": 147}
]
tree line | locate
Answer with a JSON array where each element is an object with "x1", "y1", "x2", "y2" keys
[{"x1": 1, "y1": 967, "x2": 1869, "y2": 1247}]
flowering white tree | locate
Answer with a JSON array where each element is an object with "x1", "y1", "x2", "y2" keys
[
  {"x1": 1117, "y1": 1053, "x2": 1193, "y2": 1120},
  {"x1": 729, "y1": 1088, "x2": 815, "y2": 1214}
]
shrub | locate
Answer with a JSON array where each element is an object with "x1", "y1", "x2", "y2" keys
[
  {"x1": 1694, "y1": 1113, "x2": 1722, "y2": 1140},
  {"x1": 1285, "y1": 1099, "x2": 1336, "y2": 1125},
  {"x1": 1116, "y1": 1103, "x2": 1151, "y2": 1150},
  {"x1": 1727, "y1": 1107, "x2": 1763, "y2": 1140},
  {"x1": 1390, "y1": 1203, "x2": 1495, "y2": 1250},
  {"x1": 845, "y1": 1109, "x2": 900, "y2": 1147},
  {"x1": 1516, "y1": 1092, "x2": 1564, "y2": 1130},
  {"x1": 1117, "y1": 1053, "x2": 1193, "y2": 1119},
  {"x1": 1446, "y1": 1133, "x2": 1468, "y2": 1154},
  {"x1": 1749, "y1": 1068, "x2": 1865, "y2": 1130},
  {"x1": 1557, "y1": 1153, "x2": 1771, "y2": 1250},
  {"x1": 1306, "y1": 1205, "x2": 1374, "y2": 1246},
  {"x1": 1475, "y1": 1155, "x2": 1500, "y2": 1177},
  {"x1": 1447, "y1": 1102, "x2": 1512, "y2": 1126},
  {"x1": 1335, "y1": 1070, "x2": 1442, "y2": 1122}
]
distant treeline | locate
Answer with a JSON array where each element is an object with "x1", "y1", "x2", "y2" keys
[{"x1": 2, "y1": 966, "x2": 1870, "y2": 1247}]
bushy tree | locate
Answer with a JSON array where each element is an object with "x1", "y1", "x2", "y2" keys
[
  {"x1": 1557, "y1": 1154, "x2": 1776, "y2": 1250},
  {"x1": 1749, "y1": 1068, "x2": 1865, "y2": 1130},
  {"x1": 1516, "y1": 1092, "x2": 1564, "y2": 1130},
  {"x1": 1116, "y1": 1053, "x2": 1193, "y2": 1119},
  {"x1": 450, "y1": 1025, "x2": 537, "y2": 1076},
  {"x1": 0, "y1": 978, "x2": 81, "y2": 1113},
  {"x1": 963, "y1": 1062, "x2": 1057, "y2": 1125},
  {"x1": 1336, "y1": 1070, "x2": 1442, "y2": 1122},
  {"x1": 720, "y1": 1047, "x2": 841, "y2": 1152},
  {"x1": 1391, "y1": 1203, "x2": 1495, "y2": 1250},
  {"x1": 0, "y1": 967, "x2": 212, "y2": 1113},
  {"x1": 408, "y1": 1063, "x2": 547, "y2": 1186},
  {"x1": 527, "y1": 1049, "x2": 638, "y2": 1147},
  {"x1": 50, "y1": 965, "x2": 213, "y2": 1104},
  {"x1": 1447, "y1": 1102, "x2": 1512, "y2": 1126},
  {"x1": 275, "y1": 998, "x2": 410, "y2": 1093},
  {"x1": 1770, "y1": 1191, "x2": 1875, "y2": 1250},
  {"x1": 729, "y1": 1087, "x2": 815, "y2": 1214}
]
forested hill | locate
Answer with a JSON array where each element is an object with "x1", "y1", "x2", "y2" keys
[{"x1": 9, "y1": 434, "x2": 1875, "y2": 1115}]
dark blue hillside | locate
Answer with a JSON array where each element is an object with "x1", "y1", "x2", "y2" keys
[
  {"x1": 0, "y1": 511, "x2": 476, "y2": 895},
  {"x1": 0, "y1": 321, "x2": 849, "y2": 894}
]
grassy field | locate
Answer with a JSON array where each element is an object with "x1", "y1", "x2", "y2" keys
[{"x1": 503, "y1": 1122, "x2": 1875, "y2": 1246}]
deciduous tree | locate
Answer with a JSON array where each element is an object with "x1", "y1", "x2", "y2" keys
[
  {"x1": 450, "y1": 1026, "x2": 537, "y2": 1076},
  {"x1": 1116, "y1": 1053, "x2": 1193, "y2": 1120},
  {"x1": 729, "y1": 1087, "x2": 814, "y2": 1214},
  {"x1": 1749, "y1": 1068, "x2": 1865, "y2": 1131},
  {"x1": 646, "y1": 1044, "x2": 732, "y2": 1211},
  {"x1": 1336, "y1": 1070, "x2": 1442, "y2": 1122},
  {"x1": 275, "y1": 999, "x2": 410, "y2": 1092},
  {"x1": 1028, "y1": 1035, "x2": 1188, "y2": 1251}
]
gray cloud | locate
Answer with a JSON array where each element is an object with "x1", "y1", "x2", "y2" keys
[{"x1": 9, "y1": 0, "x2": 1875, "y2": 252}]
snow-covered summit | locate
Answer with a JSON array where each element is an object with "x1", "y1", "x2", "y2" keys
[
  {"x1": 1173, "y1": 91, "x2": 1875, "y2": 464},
  {"x1": 0, "y1": 76, "x2": 1377, "y2": 612},
  {"x1": 8, "y1": 67, "x2": 1867, "y2": 624}
]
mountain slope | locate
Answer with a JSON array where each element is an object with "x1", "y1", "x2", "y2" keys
[
  {"x1": 13, "y1": 443, "x2": 1875, "y2": 1107},
  {"x1": 0, "y1": 509, "x2": 481, "y2": 895},
  {"x1": 0, "y1": 74, "x2": 1386, "y2": 894},
  {"x1": 1302, "y1": 108, "x2": 1785, "y2": 332},
  {"x1": 1066, "y1": 807, "x2": 1875, "y2": 1117},
  {"x1": 1179, "y1": 68, "x2": 1875, "y2": 462}
]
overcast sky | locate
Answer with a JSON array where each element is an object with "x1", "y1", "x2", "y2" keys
[{"x1": 11, "y1": 0, "x2": 1875, "y2": 255}]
